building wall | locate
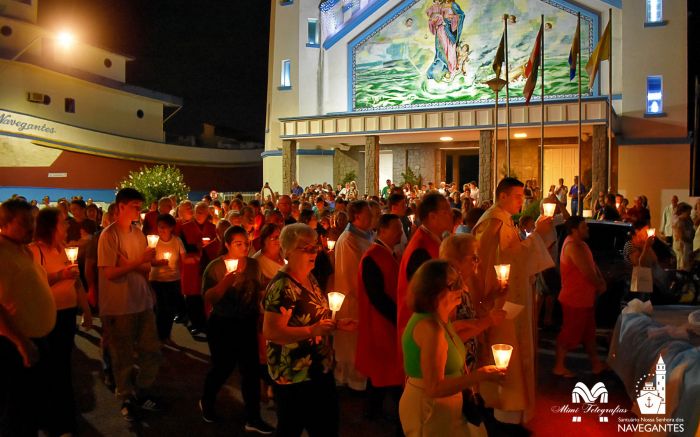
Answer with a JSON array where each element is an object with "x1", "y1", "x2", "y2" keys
[
  {"x1": 0, "y1": 63, "x2": 164, "y2": 141},
  {"x1": 298, "y1": 154, "x2": 333, "y2": 187},
  {"x1": 618, "y1": 143, "x2": 690, "y2": 229},
  {"x1": 263, "y1": 155, "x2": 283, "y2": 193}
]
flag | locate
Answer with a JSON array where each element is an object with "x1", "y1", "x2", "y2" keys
[
  {"x1": 523, "y1": 23, "x2": 543, "y2": 105},
  {"x1": 493, "y1": 32, "x2": 505, "y2": 79},
  {"x1": 585, "y1": 21, "x2": 611, "y2": 90},
  {"x1": 568, "y1": 14, "x2": 580, "y2": 81}
]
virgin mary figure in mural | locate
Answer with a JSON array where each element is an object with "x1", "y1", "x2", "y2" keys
[{"x1": 426, "y1": 0, "x2": 465, "y2": 82}]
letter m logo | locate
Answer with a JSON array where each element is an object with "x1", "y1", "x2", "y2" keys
[{"x1": 572, "y1": 382, "x2": 608, "y2": 403}]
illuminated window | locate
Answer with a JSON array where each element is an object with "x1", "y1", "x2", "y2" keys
[
  {"x1": 646, "y1": 76, "x2": 663, "y2": 115},
  {"x1": 307, "y1": 18, "x2": 320, "y2": 47},
  {"x1": 646, "y1": 0, "x2": 663, "y2": 24},
  {"x1": 280, "y1": 59, "x2": 291, "y2": 89}
]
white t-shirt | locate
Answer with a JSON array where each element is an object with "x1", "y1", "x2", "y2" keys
[
  {"x1": 97, "y1": 223, "x2": 154, "y2": 316},
  {"x1": 149, "y1": 236, "x2": 185, "y2": 282}
]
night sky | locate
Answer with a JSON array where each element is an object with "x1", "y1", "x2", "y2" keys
[{"x1": 38, "y1": 0, "x2": 272, "y2": 142}]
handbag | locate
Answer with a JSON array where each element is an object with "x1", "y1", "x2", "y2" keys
[{"x1": 630, "y1": 262, "x2": 653, "y2": 293}]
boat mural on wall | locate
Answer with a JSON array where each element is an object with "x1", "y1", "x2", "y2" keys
[{"x1": 351, "y1": 0, "x2": 596, "y2": 111}]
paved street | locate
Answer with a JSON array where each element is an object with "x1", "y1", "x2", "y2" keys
[{"x1": 67, "y1": 318, "x2": 634, "y2": 436}]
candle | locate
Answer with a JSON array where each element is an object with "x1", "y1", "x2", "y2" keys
[
  {"x1": 224, "y1": 258, "x2": 239, "y2": 273},
  {"x1": 327, "y1": 291, "x2": 346, "y2": 320},
  {"x1": 582, "y1": 210, "x2": 593, "y2": 218},
  {"x1": 542, "y1": 203, "x2": 556, "y2": 217},
  {"x1": 327, "y1": 240, "x2": 336, "y2": 251},
  {"x1": 140, "y1": 212, "x2": 146, "y2": 222},
  {"x1": 408, "y1": 214, "x2": 415, "y2": 223},
  {"x1": 163, "y1": 252, "x2": 172, "y2": 261},
  {"x1": 64, "y1": 246, "x2": 79, "y2": 264},
  {"x1": 202, "y1": 237, "x2": 211, "y2": 245},
  {"x1": 147, "y1": 234, "x2": 160, "y2": 248},
  {"x1": 647, "y1": 228, "x2": 656, "y2": 238},
  {"x1": 284, "y1": 259, "x2": 288, "y2": 265},
  {"x1": 491, "y1": 344, "x2": 513, "y2": 370},
  {"x1": 494, "y1": 264, "x2": 511, "y2": 286},
  {"x1": 615, "y1": 202, "x2": 620, "y2": 209}
]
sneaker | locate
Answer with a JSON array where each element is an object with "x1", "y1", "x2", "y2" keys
[
  {"x1": 244, "y1": 419, "x2": 275, "y2": 435},
  {"x1": 136, "y1": 395, "x2": 163, "y2": 412},
  {"x1": 120, "y1": 398, "x2": 138, "y2": 422},
  {"x1": 199, "y1": 399, "x2": 218, "y2": 423}
]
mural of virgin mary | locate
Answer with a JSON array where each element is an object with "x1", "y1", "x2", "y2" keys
[{"x1": 426, "y1": 0, "x2": 465, "y2": 82}]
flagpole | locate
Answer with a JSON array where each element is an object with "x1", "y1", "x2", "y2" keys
[
  {"x1": 540, "y1": 14, "x2": 545, "y2": 200},
  {"x1": 494, "y1": 88, "x2": 499, "y2": 199},
  {"x1": 504, "y1": 14, "x2": 511, "y2": 176},
  {"x1": 577, "y1": 12, "x2": 582, "y2": 216},
  {"x1": 607, "y1": 8, "x2": 613, "y2": 193}
]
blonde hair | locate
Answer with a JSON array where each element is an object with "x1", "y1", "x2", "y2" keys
[{"x1": 439, "y1": 234, "x2": 477, "y2": 261}]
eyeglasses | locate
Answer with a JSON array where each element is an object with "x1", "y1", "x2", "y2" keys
[{"x1": 295, "y1": 244, "x2": 320, "y2": 254}]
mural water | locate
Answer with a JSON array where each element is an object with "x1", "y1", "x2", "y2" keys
[{"x1": 352, "y1": 0, "x2": 595, "y2": 111}]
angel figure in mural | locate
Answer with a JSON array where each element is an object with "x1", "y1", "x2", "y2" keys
[{"x1": 426, "y1": 0, "x2": 465, "y2": 82}]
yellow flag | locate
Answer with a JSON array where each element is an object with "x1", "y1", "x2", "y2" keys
[{"x1": 585, "y1": 21, "x2": 611, "y2": 90}]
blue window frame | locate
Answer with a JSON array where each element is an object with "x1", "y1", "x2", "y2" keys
[
  {"x1": 307, "y1": 18, "x2": 320, "y2": 47},
  {"x1": 646, "y1": 75, "x2": 664, "y2": 116},
  {"x1": 279, "y1": 59, "x2": 291, "y2": 90}
]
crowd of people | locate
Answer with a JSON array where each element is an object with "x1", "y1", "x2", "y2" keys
[{"x1": 0, "y1": 174, "x2": 671, "y2": 437}]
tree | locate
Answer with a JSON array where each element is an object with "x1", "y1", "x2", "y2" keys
[
  {"x1": 340, "y1": 170, "x2": 357, "y2": 186},
  {"x1": 400, "y1": 167, "x2": 422, "y2": 188},
  {"x1": 117, "y1": 165, "x2": 190, "y2": 205}
]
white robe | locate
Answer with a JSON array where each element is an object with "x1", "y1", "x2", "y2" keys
[
  {"x1": 473, "y1": 205, "x2": 554, "y2": 423},
  {"x1": 333, "y1": 226, "x2": 372, "y2": 390}
]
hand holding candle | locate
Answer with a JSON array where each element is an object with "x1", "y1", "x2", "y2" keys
[
  {"x1": 542, "y1": 203, "x2": 556, "y2": 217},
  {"x1": 494, "y1": 264, "x2": 511, "y2": 287},
  {"x1": 327, "y1": 291, "x2": 346, "y2": 320},
  {"x1": 327, "y1": 240, "x2": 336, "y2": 251},
  {"x1": 646, "y1": 228, "x2": 656, "y2": 238},
  {"x1": 147, "y1": 234, "x2": 160, "y2": 248},
  {"x1": 64, "y1": 246, "x2": 79, "y2": 264},
  {"x1": 140, "y1": 212, "x2": 146, "y2": 222},
  {"x1": 491, "y1": 344, "x2": 513, "y2": 370}
]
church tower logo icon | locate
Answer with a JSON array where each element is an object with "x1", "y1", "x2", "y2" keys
[{"x1": 636, "y1": 355, "x2": 666, "y2": 415}]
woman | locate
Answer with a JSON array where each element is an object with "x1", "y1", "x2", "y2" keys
[
  {"x1": 252, "y1": 223, "x2": 285, "y2": 286},
  {"x1": 673, "y1": 202, "x2": 694, "y2": 271},
  {"x1": 30, "y1": 207, "x2": 93, "y2": 437},
  {"x1": 263, "y1": 223, "x2": 356, "y2": 436},
  {"x1": 399, "y1": 259, "x2": 503, "y2": 437},
  {"x1": 199, "y1": 226, "x2": 274, "y2": 434}
]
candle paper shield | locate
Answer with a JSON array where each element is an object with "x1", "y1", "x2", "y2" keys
[
  {"x1": 64, "y1": 246, "x2": 79, "y2": 264},
  {"x1": 492, "y1": 344, "x2": 513, "y2": 370},
  {"x1": 542, "y1": 203, "x2": 556, "y2": 217},
  {"x1": 327, "y1": 240, "x2": 336, "y2": 250},
  {"x1": 224, "y1": 258, "x2": 239, "y2": 273},
  {"x1": 147, "y1": 235, "x2": 160, "y2": 248},
  {"x1": 494, "y1": 264, "x2": 511, "y2": 285}
]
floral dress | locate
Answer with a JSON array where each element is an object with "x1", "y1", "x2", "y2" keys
[{"x1": 264, "y1": 271, "x2": 334, "y2": 384}]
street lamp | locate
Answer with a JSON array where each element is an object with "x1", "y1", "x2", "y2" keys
[{"x1": 8, "y1": 30, "x2": 76, "y2": 62}]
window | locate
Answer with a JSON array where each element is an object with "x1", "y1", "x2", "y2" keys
[
  {"x1": 136, "y1": 109, "x2": 144, "y2": 118},
  {"x1": 104, "y1": 58, "x2": 112, "y2": 68},
  {"x1": 307, "y1": 18, "x2": 320, "y2": 47},
  {"x1": 645, "y1": 0, "x2": 664, "y2": 24},
  {"x1": 280, "y1": 0, "x2": 293, "y2": 5},
  {"x1": 64, "y1": 98, "x2": 75, "y2": 113},
  {"x1": 280, "y1": 59, "x2": 291, "y2": 89},
  {"x1": 1, "y1": 26, "x2": 12, "y2": 37},
  {"x1": 646, "y1": 76, "x2": 664, "y2": 115}
]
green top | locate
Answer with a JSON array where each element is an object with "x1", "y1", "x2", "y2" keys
[{"x1": 402, "y1": 312, "x2": 466, "y2": 378}]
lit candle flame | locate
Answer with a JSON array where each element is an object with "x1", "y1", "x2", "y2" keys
[
  {"x1": 494, "y1": 264, "x2": 511, "y2": 285},
  {"x1": 147, "y1": 235, "x2": 160, "y2": 248},
  {"x1": 647, "y1": 228, "x2": 656, "y2": 238},
  {"x1": 327, "y1": 240, "x2": 336, "y2": 250},
  {"x1": 224, "y1": 258, "x2": 239, "y2": 273},
  {"x1": 491, "y1": 344, "x2": 513, "y2": 370},
  {"x1": 202, "y1": 237, "x2": 211, "y2": 245},
  {"x1": 64, "y1": 246, "x2": 79, "y2": 264},
  {"x1": 163, "y1": 252, "x2": 172, "y2": 261},
  {"x1": 327, "y1": 291, "x2": 346, "y2": 320},
  {"x1": 542, "y1": 203, "x2": 556, "y2": 217},
  {"x1": 140, "y1": 212, "x2": 146, "y2": 221}
]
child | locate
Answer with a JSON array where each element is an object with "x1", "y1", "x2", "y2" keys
[{"x1": 150, "y1": 214, "x2": 186, "y2": 341}]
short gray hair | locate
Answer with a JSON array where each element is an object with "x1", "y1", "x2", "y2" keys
[
  {"x1": 280, "y1": 223, "x2": 317, "y2": 256},
  {"x1": 439, "y1": 234, "x2": 477, "y2": 261}
]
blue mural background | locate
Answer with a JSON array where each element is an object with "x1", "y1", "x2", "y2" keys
[{"x1": 351, "y1": 0, "x2": 596, "y2": 111}]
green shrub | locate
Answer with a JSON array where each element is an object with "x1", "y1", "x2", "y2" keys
[{"x1": 117, "y1": 165, "x2": 190, "y2": 205}]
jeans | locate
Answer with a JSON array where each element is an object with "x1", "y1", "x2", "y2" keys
[
  {"x1": 202, "y1": 314, "x2": 261, "y2": 422},
  {"x1": 102, "y1": 310, "x2": 162, "y2": 400},
  {"x1": 185, "y1": 295, "x2": 207, "y2": 331},
  {"x1": 46, "y1": 307, "x2": 78, "y2": 435},
  {"x1": 151, "y1": 280, "x2": 181, "y2": 340},
  {"x1": 273, "y1": 372, "x2": 339, "y2": 437}
]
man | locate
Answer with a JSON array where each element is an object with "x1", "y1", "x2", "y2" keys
[
  {"x1": 0, "y1": 199, "x2": 56, "y2": 436},
  {"x1": 555, "y1": 178, "x2": 568, "y2": 210},
  {"x1": 553, "y1": 216, "x2": 607, "y2": 377},
  {"x1": 472, "y1": 177, "x2": 554, "y2": 425},
  {"x1": 180, "y1": 202, "x2": 217, "y2": 335},
  {"x1": 276, "y1": 195, "x2": 296, "y2": 225},
  {"x1": 291, "y1": 180, "x2": 304, "y2": 197},
  {"x1": 626, "y1": 196, "x2": 651, "y2": 227},
  {"x1": 67, "y1": 198, "x2": 92, "y2": 243},
  {"x1": 355, "y1": 214, "x2": 404, "y2": 426},
  {"x1": 660, "y1": 195, "x2": 679, "y2": 244},
  {"x1": 143, "y1": 197, "x2": 173, "y2": 236},
  {"x1": 334, "y1": 200, "x2": 374, "y2": 391},
  {"x1": 396, "y1": 192, "x2": 454, "y2": 351},
  {"x1": 568, "y1": 176, "x2": 585, "y2": 216},
  {"x1": 597, "y1": 194, "x2": 621, "y2": 221},
  {"x1": 381, "y1": 179, "x2": 392, "y2": 199},
  {"x1": 469, "y1": 181, "x2": 480, "y2": 206},
  {"x1": 98, "y1": 188, "x2": 162, "y2": 421},
  {"x1": 388, "y1": 193, "x2": 411, "y2": 256}
]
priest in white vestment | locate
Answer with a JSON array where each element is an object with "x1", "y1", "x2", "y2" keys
[
  {"x1": 472, "y1": 178, "x2": 555, "y2": 424},
  {"x1": 333, "y1": 200, "x2": 374, "y2": 391}
]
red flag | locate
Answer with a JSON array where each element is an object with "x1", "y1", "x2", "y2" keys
[{"x1": 523, "y1": 23, "x2": 543, "y2": 105}]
